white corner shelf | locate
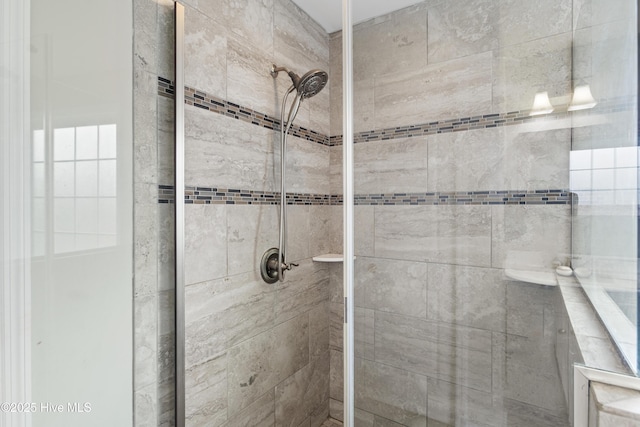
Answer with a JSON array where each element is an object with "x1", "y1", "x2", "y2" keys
[
  {"x1": 504, "y1": 268, "x2": 558, "y2": 286},
  {"x1": 312, "y1": 253, "x2": 355, "y2": 263}
]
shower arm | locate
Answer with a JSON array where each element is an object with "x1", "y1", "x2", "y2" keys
[{"x1": 277, "y1": 85, "x2": 302, "y2": 281}]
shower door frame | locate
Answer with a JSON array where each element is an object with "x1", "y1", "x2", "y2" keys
[{"x1": 341, "y1": 0, "x2": 355, "y2": 426}]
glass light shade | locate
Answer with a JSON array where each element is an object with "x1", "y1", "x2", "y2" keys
[
  {"x1": 529, "y1": 91, "x2": 554, "y2": 116},
  {"x1": 568, "y1": 84, "x2": 597, "y2": 111}
]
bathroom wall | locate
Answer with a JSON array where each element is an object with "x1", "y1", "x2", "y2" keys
[
  {"x1": 328, "y1": 0, "x2": 574, "y2": 425},
  {"x1": 176, "y1": 0, "x2": 334, "y2": 425},
  {"x1": 132, "y1": 0, "x2": 176, "y2": 426}
]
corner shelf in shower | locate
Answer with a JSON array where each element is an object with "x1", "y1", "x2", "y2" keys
[
  {"x1": 504, "y1": 268, "x2": 558, "y2": 286},
  {"x1": 312, "y1": 254, "x2": 356, "y2": 263}
]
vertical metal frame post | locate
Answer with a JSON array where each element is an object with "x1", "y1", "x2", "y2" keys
[{"x1": 342, "y1": 0, "x2": 354, "y2": 425}]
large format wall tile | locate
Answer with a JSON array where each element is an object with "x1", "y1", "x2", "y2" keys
[
  {"x1": 329, "y1": 32, "x2": 343, "y2": 137},
  {"x1": 576, "y1": 20, "x2": 637, "y2": 101},
  {"x1": 355, "y1": 257, "x2": 427, "y2": 318},
  {"x1": 427, "y1": 264, "x2": 506, "y2": 333},
  {"x1": 222, "y1": 0, "x2": 274, "y2": 55},
  {"x1": 375, "y1": 52, "x2": 492, "y2": 128},
  {"x1": 157, "y1": 95, "x2": 175, "y2": 187},
  {"x1": 492, "y1": 205, "x2": 571, "y2": 270},
  {"x1": 427, "y1": 378, "x2": 499, "y2": 426},
  {"x1": 157, "y1": 0, "x2": 175, "y2": 80},
  {"x1": 222, "y1": 390, "x2": 275, "y2": 427},
  {"x1": 355, "y1": 137, "x2": 428, "y2": 194},
  {"x1": 184, "y1": 204, "x2": 227, "y2": 285},
  {"x1": 428, "y1": 0, "x2": 571, "y2": 64},
  {"x1": 134, "y1": 0, "x2": 158, "y2": 76},
  {"x1": 329, "y1": 145, "x2": 342, "y2": 196},
  {"x1": 427, "y1": 128, "x2": 506, "y2": 193},
  {"x1": 573, "y1": 0, "x2": 636, "y2": 30},
  {"x1": 274, "y1": 259, "x2": 329, "y2": 325},
  {"x1": 134, "y1": 184, "x2": 160, "y2": 300},
  {"x1": 135, "y1": 294, "x2": 158, "y2": 390},
  {"x1": 492, "y1": 32, "x2": 572, "y2": 113},
  {"x1": 275, "y1": 353, "x2": 330, "y2": 427},
  {"x1": 283, "y1": 134, "x2": 331, "y2": 195},
  {"x1": 227, "y1": 314, "x2": 310, "y2": 416},
  {"x1": 227, "y1": 204, "x2": 279, "y2": 277},
  {"x1": 309, "y1": 205, "x2": 340, "y2": 256},
  {"x1": 185, "y1": 353, "x2": 227, "y2": 427},
  {"x1": 287, "y1": 205, "x2": 311, "y2": 262},
  {"x1": 375, "y1": 205, "x2": 492, "y2": 267},
  {"x1": 184, "y1": 0, "x2": 274, "y2": 55},
  {"x1": 309, "y1": 302, "x2": 330, "y2": 359},
  {"x1": 275, "y1": 363, "x2": 314, "y2": 426},
  {"x1": 504, "y1": 126, "x2": 570, "y2": 191},
  {"x1": 274, "y1": 0, "x2": 329, "y2": 77},
  {"x1": 353, "y1": 3, "x2": 427, "y2": 80},
  {"x1": 355, "y1": 206, "x2": 374, "y2": 257},
  {"x1": 374, "y1": 312, "x2": 493, "y2": 392},
  {"x1": 184, "y1": 5, "x2": 227, "y2": 99},
  {"x1": 185, "y1": 106, "x2": 276, "y2": 191},
  {"x1": 185, "y1": 270, "x2": 276, "y2": 361},
  {"x1": 308, "y1": 83, "x2": 332, "y2": 138},
  {"x1": 354, "y1": 357, "x2": 428, "y2": 425},
  {"x1": 227, "y1": 36, "x2": 280, "y2": 119},
  {"x1": 427, "y1": 124, "x2": 570, "y2": 193}
]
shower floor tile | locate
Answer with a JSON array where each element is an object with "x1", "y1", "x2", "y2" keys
[{"x1": 320, "y1": 418, "x2": 343, "y2": 427}]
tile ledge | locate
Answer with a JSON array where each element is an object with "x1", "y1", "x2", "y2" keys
[
  {"x1": 557, "y1": 276, "x2": 632, "y2": 375},
  {"x1": 592, "y1": 382, "x2": 640, "y2": 421}
]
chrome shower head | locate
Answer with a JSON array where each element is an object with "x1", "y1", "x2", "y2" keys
[{"x1": 271, "y1": 64, "x2": 328, "y2": 99}]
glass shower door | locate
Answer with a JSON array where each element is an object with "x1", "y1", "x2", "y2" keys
[{"x1": 343, "y1": 0, "x2": 591, "y2": 425}]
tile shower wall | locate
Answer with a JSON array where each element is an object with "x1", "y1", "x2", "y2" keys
[
  {"x1": 133, "y1": 0, "x2": 335, "y2": 425},
  {"x1": 133, "y1": 0, "x2": 176, "y2": 426},
  {"x1": 328, "y1": 1, "x2": 574, "y2": 425},
  {"x1": 179, "y1": 0, "x2": 333, "y2": 426}
]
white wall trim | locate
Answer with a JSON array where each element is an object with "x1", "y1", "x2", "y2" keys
[
  {"x1": 574, "y1": 365, "x2": 640, "y2": 427},
  {"x1": 0, "y1": 0, "x2": 31, "y2": 425}
]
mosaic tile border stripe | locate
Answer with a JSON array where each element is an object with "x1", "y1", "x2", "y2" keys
[
  {"x1": 353, "y1": 189, "x2": 572, "y2": 205},
  {"x1": 158, "y1": 185, "x2": 336, "y2": 205},
  {"x1": 158, "y1": 185, "x2": 572, "y2": 206},
  {"x1": 159, "y1": 77, "x2": 634, "y2": 149},
  {"x1": 337, "y1": 98, "x2": 636, "y2": 146},
  {"x1": 157, "y1": 77, "x2": 329, "y2": 146}
]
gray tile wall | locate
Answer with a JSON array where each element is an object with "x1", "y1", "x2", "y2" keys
[
  {"x1": 131, "y1": 0, "x2": 603, "y2": 425},
  {"x1": 179, "y1": 1, "x2": 332, "y2": 426},
  {"x1": 328, "y1": 0, "x2": 574, "y2": 425},
  {"x1": 133, "y1": 0, "x2": 176, "y2": 425}
]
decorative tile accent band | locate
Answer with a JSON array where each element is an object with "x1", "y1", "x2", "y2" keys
[
  {"x1": 352, "y1": 189, "x2": 572, "y2": 205},
  {"x1": 157, "y1": 77, "x2": 329, "y2": 146},
  {"x1": 158, "y1": 185, "x2": 337, "y2": 205},
  {"x1": 158, "y1": 77, "x2": 634, "y2": 148},
  {"x1": 159, "y1": 185, "x2": 571, "y2": 206},
  {"x1": 331, "y1": 99, "x2": 635, "y2": 146}
]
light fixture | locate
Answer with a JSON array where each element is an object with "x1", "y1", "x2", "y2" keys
[
  {"x1": 529, "y1": 91, "x2": 554, "y2": 116},
  {"x1": 568, "y1": 84, "x2": 597, "y2": 111}
]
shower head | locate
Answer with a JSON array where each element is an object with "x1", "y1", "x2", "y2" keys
[{"x1": 271, "y1": 64, "x2": 328, "y2": 99}]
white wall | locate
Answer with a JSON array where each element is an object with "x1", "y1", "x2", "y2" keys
[{"x1": 29, "y1": 0, "x2": 133, "y2": 426}]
